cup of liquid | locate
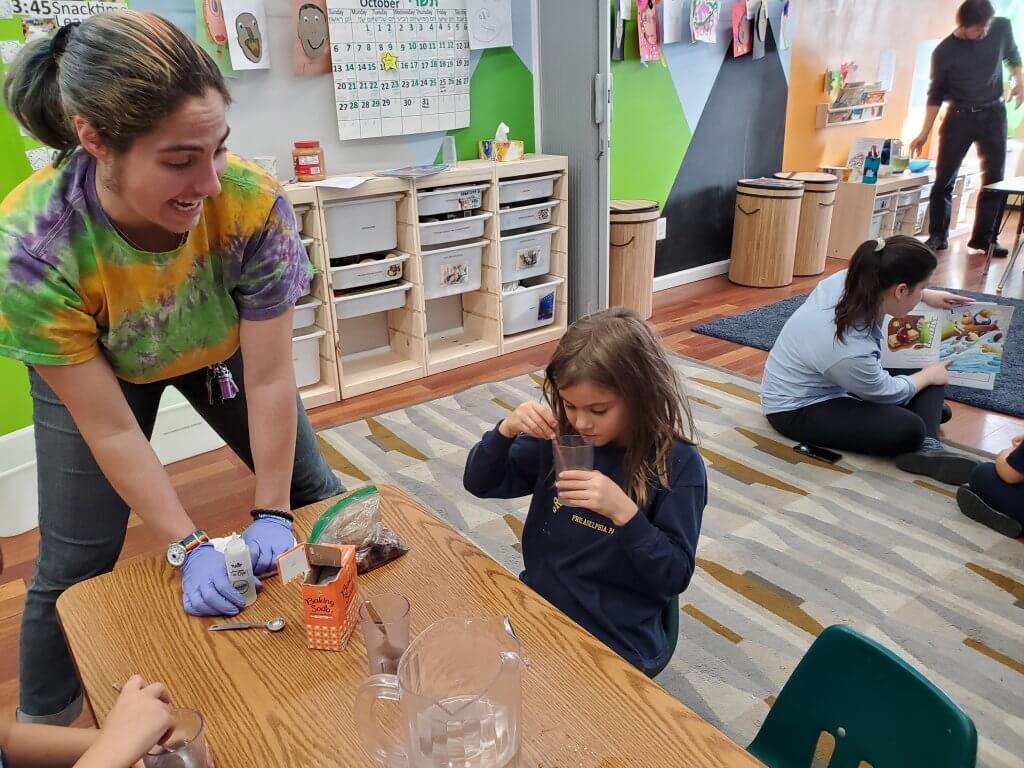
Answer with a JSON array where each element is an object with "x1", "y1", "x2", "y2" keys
[
  {"x1": 143, "y1": 708, "x2": 210, "y2": 768},
  {"x1": 553, "y1": 435, "x2": 594, "y2": 504}
]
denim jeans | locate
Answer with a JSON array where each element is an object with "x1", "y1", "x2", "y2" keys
[{"x1": 20, "y1": 349, "x2": 344, "y2": 720}]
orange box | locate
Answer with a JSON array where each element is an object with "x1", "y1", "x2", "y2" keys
[{"x1": 278, "y1": 543, "x2": 359, "y2": 652}]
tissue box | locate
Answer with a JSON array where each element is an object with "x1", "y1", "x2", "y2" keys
[
  {"x1": 479, "y1": 140, "x2": 525, "y2": 162},
  {"x1": 278, "y1": 543, "x2": 359, "y2": 652}
]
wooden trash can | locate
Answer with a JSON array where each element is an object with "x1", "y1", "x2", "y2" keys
[
  {"x1": 729, "y1": 178, "x2": 803, "y2": 288},
  {"x1": 776, "y1": 171, "x2": 838, "y2": 276},
  {"x1": 609, "y1": 199, "x2": 659, "y2": 320}
]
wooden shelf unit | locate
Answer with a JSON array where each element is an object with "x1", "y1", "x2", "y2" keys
[
  {"x1": 283, "y1": 154, "x2": 569, "y2": 402},
  {"x1": 815, "y1": 102, "x2": 886, "y2": 129}
]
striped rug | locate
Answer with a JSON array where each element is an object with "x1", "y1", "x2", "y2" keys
[{"x1": 317, "y1": 357, "x2": 1024, "y2": 767}]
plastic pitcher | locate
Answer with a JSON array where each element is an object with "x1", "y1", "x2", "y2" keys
[{"x1": 354, "y1": 616, "x2": 527, "y2": 768}]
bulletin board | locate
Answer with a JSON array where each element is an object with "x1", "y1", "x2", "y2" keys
[{"x1": 327, "y1": 0, "x2": 471, "y2": 141}]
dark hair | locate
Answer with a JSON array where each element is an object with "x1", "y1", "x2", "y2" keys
[
  {"x1": 834, "y1": 235, "x2": 937, "y2": 344},
  {"x1": 542, "y1": 307, "x2": 696, "y2": 507},
  {"x1": 3, "y1": 10, "x2": 230, "y2": 166},
  {"x1": 957, "y1": 0, "x2": 995, "y2": 28}
]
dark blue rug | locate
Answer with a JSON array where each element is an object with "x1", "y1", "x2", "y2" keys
[{"x1": 693, "y1": 288, "x2": 1024, "y2": 419}]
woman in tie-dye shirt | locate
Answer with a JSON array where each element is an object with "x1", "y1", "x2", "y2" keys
[{"x1": 1, "y1": 10, "x2": 343, "y2": 725}]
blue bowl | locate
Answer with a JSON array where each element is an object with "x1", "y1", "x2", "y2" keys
[{"x1": 908, "y1": 159, "x2": 931, "y2": 172}]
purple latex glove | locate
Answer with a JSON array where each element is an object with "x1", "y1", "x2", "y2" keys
[
  {"x1": 241, "y1": 516, "x2": 296, "y2": 576},
  {"x1": 181, "y1": 543, "x2": 247, "y2": 617}
]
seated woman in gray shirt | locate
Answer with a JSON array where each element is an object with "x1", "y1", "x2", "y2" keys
[{"x1": 761, "y1": 236, "x2": 978, "y2": 486}]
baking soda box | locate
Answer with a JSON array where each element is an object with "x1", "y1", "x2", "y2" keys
[{"x1": 277, "y1": 543, "x2": 359, "y2": 651}]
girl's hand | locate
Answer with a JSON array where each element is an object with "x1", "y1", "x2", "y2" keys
[
  {"x1": 94, "y1": 675, "x2": 174, "y2": 767},
  {"x1": 1011, "y1": 434, "x2": 1024, "y2": 449},
  {"x1": 499, "y1": 401, "x2": 557, "y2": 440},
  {"x1": 922, "y1": 289, "x2": 973, "y2": 310},
  {"x1": 555, "y1": 470, "x2": 638, "y2": 527}
]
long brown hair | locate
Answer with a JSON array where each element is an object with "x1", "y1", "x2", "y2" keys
[
  {"x1": 3, "y1": 10, "x2": 230, "y2": 166},
  {"x1": 542, "y1": 308, "x2": 696, "y2": 507},
  {"x1": 834, "y1": 236, "x2": 937, "y2": 344}
]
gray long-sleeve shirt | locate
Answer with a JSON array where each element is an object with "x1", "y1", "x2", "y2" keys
[{"x1": 928, "y1": 17, "x2": 1021, "y2": 107}]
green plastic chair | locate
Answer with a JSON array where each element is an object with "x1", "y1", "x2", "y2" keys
[
  {"x1": 748, "y1": 625, "x2": 977, "y2": 768},
  {"x1": 646, "y1": 594, "x2": 680, "y2": 678}
]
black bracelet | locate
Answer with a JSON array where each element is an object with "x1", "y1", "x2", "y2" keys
[{"x1": 251, "y1": 508, "x2": 294, "y2": 523}]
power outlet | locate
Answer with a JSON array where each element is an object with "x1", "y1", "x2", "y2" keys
[{"x1": 656, "y1": 217, "x2": 667, "y2": 240}]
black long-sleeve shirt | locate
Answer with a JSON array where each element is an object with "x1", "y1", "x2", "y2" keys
[
  {"x1": 463, "y1": 426, "x2": 706, "y2": 672},
  {"x1": 928, "y1": 17, "x2": 1021, "y2": 107}
]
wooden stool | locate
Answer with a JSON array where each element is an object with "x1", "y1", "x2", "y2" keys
[
  {"x1": 729, "y1": 178, "x2": 803, "y2": 288},
  {"x1": 609, "y1": 199, "x2": 659, "y2": 320},
  {"x1": 776, "y1": 171, "x2": 838, "y2": 276}
]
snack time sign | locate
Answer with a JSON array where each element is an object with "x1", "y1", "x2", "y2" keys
[{"x1": 7, "y1": 0, "x2": 124, "y2": 25}]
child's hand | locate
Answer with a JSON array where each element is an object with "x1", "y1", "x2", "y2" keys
[
  {"x1": 556, "y1": 470, "x2": 638, "y2": 526},
  {"x1": 95, "y1": 675, "x2": 174, "y2": 767},
  {"x1": 1011, "y1": 434, "x2": 1024, "y2": 449},
  {"x1": 499, "y1": 401, "x2": 557, "y2": 440}
]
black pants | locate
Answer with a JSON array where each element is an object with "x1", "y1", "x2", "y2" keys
[
  {"x1": 929, "y1": 105, "x2": 1007, "y2": 243},
  {"x1": 968, "y1": 462, "x2": 1024, "y2": 523},
  {"x1": 766, "y1": 371, "x2": 945, "y2": 457}
]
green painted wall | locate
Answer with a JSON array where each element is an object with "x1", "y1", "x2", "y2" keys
[{"x1": 609, "y1": 15, "x2": 691, "y2": 210}]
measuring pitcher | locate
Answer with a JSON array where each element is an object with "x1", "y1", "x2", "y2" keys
[{"x1": 354, "y1": 616, "x2": 527, "y2": 768}]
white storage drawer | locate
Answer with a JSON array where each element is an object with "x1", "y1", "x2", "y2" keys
[
  {"x1": 869, "y1": 211, "x2": 885, "y2": 239},
  {"x1": 873, "y1": 193, "x2": 897, "y2": 213},
  {"x1": 920, "y1": 182, "x2": 934, "y2": 198},
  {"x1": 897, "y1": 188, "x2": 922, "y2": 207},
  {"x1": 333, "y1": 281, "x2": 412, "y2": 320},
  {"x1": 499, "y1": 199, "x2": 561, "y2": 232},
  {"x1": 292, "y1": 326, "x2": 326, "y2": 388},
  {"x1": 322, "y1": 194, "x2": 401, "y2": 258},
  {"x1": 500, "y1": 225, "x2": 558, "y2": 282},
  {"x1": 422, "y1": 240, "x2": 486, "y2": 300},
  {"x1": 330, "y1": 252, "x2": 408, "y2": 291},
  {"x1": 292, "y1": 296, "x2": 322, "y2": 329},
  {"x1": 419, "y1": 212, "x2": 492, "y2": 247},
  {"x1": 498, "y1": 173, "x2": 560, "y2": 205},
  {"x1": 416, "y1": 184, "x2": 487, "y2": 217},
  {"x1": 502, "y1": 275, "x2": 563, "y2": 336}
]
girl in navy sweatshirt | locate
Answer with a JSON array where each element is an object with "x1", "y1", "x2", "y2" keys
[{"x1": 463, "y1": 308, "x2": 706, "y2": 675}]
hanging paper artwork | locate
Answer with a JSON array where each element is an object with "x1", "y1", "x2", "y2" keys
[
  {"x1": 292, "y1": 0, "x2": 330, "y2": 75},
  {"x1": 636, "y1": 0, "x2": 660, "y2": 63},
  {"x1": 752, "y1": 0, "x2": 767, "y2": 60},
  {"x1": 781, "y1": 0, "x2": 791, "y2": 50},
  {"x1": 222, "y1": 0, "x2": 271, "y2": 70},
  {"x1": 731, "y1": 2, "x2": 751, "y2": 57},
  {"x1": 661, "y1": 0, "x2": 684, "y2": 45},
  {"x1": 195, "y1": 0, "x2": 237, "y2": 78},
  {"x1": 689, "y1": 0, "x2": 720, "y2": 45}
]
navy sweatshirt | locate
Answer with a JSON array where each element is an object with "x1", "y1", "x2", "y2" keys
[{"x1": 463, "y1": 426, "x2": 706, "y2": 672}]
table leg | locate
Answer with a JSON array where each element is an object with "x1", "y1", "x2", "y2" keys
[
  {"x1": 997, "y1": 208, "x2": 1024, "y2": 293},
  {"x1": 983, "y1": 192, "x2": 1009, "y2": 276}
]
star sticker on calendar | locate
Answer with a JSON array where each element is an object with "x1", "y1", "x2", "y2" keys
[{"x1": 380, "y1": 51, "x2": 399, "y2": 71}]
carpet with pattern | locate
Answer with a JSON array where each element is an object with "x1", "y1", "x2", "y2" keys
[{"x1": 316, "y1": 357, "x2": 1023, "y2": 767}]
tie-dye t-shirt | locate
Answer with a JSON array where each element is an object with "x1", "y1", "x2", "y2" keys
[{"x1": 0, "y1": 152, "x2": 310, "y2": 383}]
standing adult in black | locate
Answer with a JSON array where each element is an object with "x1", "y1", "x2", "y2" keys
[{"x1": 910, "y1": 0, "x2": 1023, "y2": 254}]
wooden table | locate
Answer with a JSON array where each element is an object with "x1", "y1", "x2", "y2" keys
[{"x1": 58, "y1": 486, "x2": 761, "y2": 767}]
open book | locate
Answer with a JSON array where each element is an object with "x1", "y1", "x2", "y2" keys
[{"x1": 880, "y1": 303, "x2": 1014, "y2": 390}]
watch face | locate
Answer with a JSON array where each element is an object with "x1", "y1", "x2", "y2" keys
[{"x1": 167, "y1": 543, "x2": 187, "y2": 567}]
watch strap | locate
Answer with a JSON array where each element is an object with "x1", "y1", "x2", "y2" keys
[
  {"x1": 251, "y1": 508, "x2": 294, "y2": 524},
  {"x1": 180, "y1": 530, "x2": 210, "y2": 553}
]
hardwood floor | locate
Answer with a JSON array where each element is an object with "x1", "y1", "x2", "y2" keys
[{"x1": 0, "y1": 230, "x2": 1020, "y2": 722}]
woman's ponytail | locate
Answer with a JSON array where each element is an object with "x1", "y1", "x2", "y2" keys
[
  {"x1": 834, "y1": 235, "x2": 937, "y2": 344},
  {"x1": 3, "y1": 26, "x2": 79, "y2": 160}
]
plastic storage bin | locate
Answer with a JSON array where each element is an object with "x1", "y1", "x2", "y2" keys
[
  {"x1": 502, "y1": 275, "x2": 563, "y2": 336},
  {"x1": 419, "y1": 212, "x2": 492, "y2": 247},
  {"x1": 873, "y1": 193, "x2": 897, "y2": 213},
  {"x1": 897, "y1": 189, "x2": 920, "y2": 207},
  {"x1": 499, "y1": 200, "x2": 561, "y2": 232},
  {"x1": 330, "y1": 252, "x2": 408, "y2": 291},
  {"x1": 914, "y1": 202, "x2": 929, "y2": 233},
  {"x1": 416, "y1": 184, "x2": 487, "y2": 217},
  {"x1": 421, "y1": 240, "x2": 486, "y2": 300},
  {"x1": 498, "y1": 174, "x2": 560, "y2": 205},
  {"x1": 333, "y1": 281, "x2": 412, "y2": 320},
  {"x1": 292, "y1": 326, "x2": 326, "y2": 388},
  {"x1": 869, "y1": 211, "x2": 885, "y2": 239},
  {"x1": 499, "y1": 226, "x2": 558, "y2": 282},
  {"x1": 322, "y1": 194, "x2": 401, "y2": 258},
  {"x1": 292, "y1": 296, "x2": 322, "y2": 329}
]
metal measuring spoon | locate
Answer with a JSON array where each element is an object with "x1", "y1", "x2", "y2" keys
[{"x1": 208, "y1": 617, "x2": 287, "y2": 632}]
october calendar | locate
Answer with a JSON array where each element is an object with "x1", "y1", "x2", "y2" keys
[{"x1": 327, "y1": 0, "x2": 472, "y2": 140}]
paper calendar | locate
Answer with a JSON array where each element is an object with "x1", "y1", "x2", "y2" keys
[{"x1": 327, "y1": 0, "x2": 472, "y2": 140}]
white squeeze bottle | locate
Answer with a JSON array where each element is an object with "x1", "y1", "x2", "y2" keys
[{"x1": 224, "y1": 534, "x2": 257, "y2": 607}]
